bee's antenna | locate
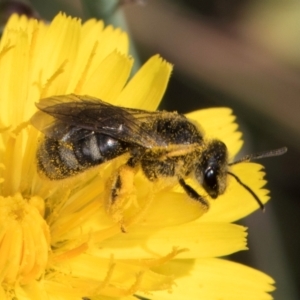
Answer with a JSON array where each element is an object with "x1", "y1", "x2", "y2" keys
[
  {"x1": 227, "y1": 146, "x2": 287, "y2": 211},
  {"x1": 229, "y1": 147, "x2": 287, "y2": 166},
  {"x1": 227, "y1": 171, "x2": 265, "y2": 211}
]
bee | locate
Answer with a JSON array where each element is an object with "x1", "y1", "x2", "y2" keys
[{"x1": 31, "y1": 94, "x2": 287, "y2": 215}]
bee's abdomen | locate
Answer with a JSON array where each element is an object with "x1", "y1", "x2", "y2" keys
[{"x1": 37, "y1": 133, "x2": 129, "y2": 179}]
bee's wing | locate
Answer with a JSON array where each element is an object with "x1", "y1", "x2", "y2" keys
[{"x1": 31, "y1": 94, "x2": 166, "y2": 148}]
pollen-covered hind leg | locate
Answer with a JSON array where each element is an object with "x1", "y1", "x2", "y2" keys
[
  {"x1": 107, "y1": 162, "x2": 138, "y2": 231},
  {"x1": 178, "y1": 177, "x2": 209, "y2": 210}
]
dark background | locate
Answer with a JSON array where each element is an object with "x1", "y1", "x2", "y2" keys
[{"x1": 8, "y1": 0, "x2": 299, "y2": 299}]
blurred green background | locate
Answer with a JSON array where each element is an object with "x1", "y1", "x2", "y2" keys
[{"x1": 2, "y1": 0, "x2": 299, "y2": 299}]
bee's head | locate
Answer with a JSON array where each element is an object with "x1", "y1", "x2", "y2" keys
[
  {"x1": 195, "y1": 140, "x2": 228, "y2": 199},
  {"x1": 195, "y1": 140, "x2": 287, "y2": 210}
]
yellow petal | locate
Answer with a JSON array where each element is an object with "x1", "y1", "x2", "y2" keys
[
  {"x1": 19, "y1": 281, "x2": 49, "y2": 300},
  {"x1": 187, "y1": 107, "x2": 243, "y2": 159},
  {"x1": 116, "y1": 55, "x2": 172, "y2": 110},
  {"x1": 0, "y1": 287, "x2": 6, "y2": 299},
  {"x1": 68, "y1": 19, "x2": 129, "y2": 94},
  {"x1": 0, "y1": 24, "x2": 32, "y2": 126},
  {"x1": 54, "y1": 253, "x2": 174, "y2": 297},
  {"x1": 144, "y1": 258, "x2": 274, "y2": 300},
  {"x1": 79, "y1": 51, "x2": 133, "y2": 102},
  {"x1": 1, "y1": 127, "x2": 40, "y2": 196},
  {"x1": 201, "y1": 163, "x2": 269, "y2": 222},
  {"x1": 83, "y1": 22, "x2": 129, "y2": 61},
  {"x1": 137, "y1": 187, "x2": 206, "y2": 227},
  {"x1": 34, "y1": 13, "x2": 82, "y2": 97},
  {"x1": 0, "y1": 194, "x2": 50, "y2": 285},
  {"x1": 99, "y1": 222, "x2": 247, "y2": 259}
]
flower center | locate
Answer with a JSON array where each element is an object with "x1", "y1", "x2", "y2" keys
[{"x1": 0, "y1": 193, "x2": 50, "y2": 285}]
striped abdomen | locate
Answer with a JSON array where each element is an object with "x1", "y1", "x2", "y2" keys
[{"x1": 37, "y1": 133, "x2": 129, "y2": 179}]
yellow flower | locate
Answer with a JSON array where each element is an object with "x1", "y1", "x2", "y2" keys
[{"x1": 0, "y1": 13, "x2": 274, "y2": 300}]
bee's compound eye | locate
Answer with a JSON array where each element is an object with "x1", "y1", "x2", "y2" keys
[
  {"x1": 204, "y1": 167, "x2": 218, "y2": 198},
  {"x1": 204, "y1": 167, "x2": 217, "y2": 187}
]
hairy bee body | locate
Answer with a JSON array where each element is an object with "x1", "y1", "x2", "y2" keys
[
  {"x1": 32, "y1": 94, "x2": 281, "y2": 211},
  {"x1": 35, "y1": 103, "x2": 211, "y2": 188},
  {"x1": 37, "y1": 132, "x2": 130, "y2": 179}
]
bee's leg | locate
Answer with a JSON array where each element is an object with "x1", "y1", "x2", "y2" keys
[
  {"x1": 110, "y1": 156, "x2": 140, "y2": 202},
  {"x1": 111, "y1": 163, "x2": 136, "y2": 205},
  {"x1": 109, "y1": 166, "x2": 136, "y2": 231},
  {"x1": 107, "y1": 156, "x2": 141, "y2": 231},
  {"x1": 178, "y1": 178, "x2": 209, "y2": 210}
]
